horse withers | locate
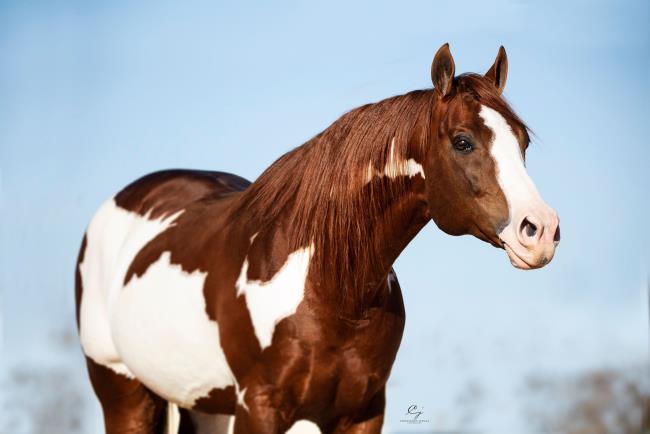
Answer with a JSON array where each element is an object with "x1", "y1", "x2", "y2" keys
[{"x1": 75, "y1": 44, "x2": 560, "y2": 434}]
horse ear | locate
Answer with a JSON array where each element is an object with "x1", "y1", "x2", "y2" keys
[
  {"x1": 431, "y1": 43, "x2": 455, "y2": 97},
  {"x1": 485, "y1": 46, "x2": 508, "y2": 95}
]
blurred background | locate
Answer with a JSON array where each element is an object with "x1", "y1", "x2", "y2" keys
[{"x1": 1, "y1": 0, "x2": 649, "y2": 433}]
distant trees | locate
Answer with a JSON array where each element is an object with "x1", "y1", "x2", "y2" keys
[
  {"x1": 1, "y1": 327, "x2": 91, "y2": 434},
  {"x1": 2, "y1": 365, "x2": 85, "y2": 434},
  {"x1": 523, "y1": 366, "x2": 650, "y2": 434}
]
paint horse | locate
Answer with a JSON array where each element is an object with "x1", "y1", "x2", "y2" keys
[{"x1": 75, "y1": 44, "x2": 560, "y2": 434}]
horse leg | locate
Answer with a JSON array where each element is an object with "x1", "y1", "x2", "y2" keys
[
  {"x1": 231, "y1": 384, "x2": 292, "y2": 434},
  {"x1": 333, "y1": 389, "x2": 385, "y2": 434},
  {"x1": 85, "y1": 357, "x2": 168, "y2": 434},
  {"x1": 179, "y1": 410, "x2": 234, "y2": 434}
]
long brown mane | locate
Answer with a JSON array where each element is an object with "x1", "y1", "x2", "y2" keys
[
  {"x1": 229, "y1": 89, "x2": 432, "y2": 305},
  {"x1": 229, "y1": 74, "x2": 526, "y2": 310}
]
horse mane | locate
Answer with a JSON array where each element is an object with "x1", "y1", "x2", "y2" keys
[
  {"x1": 229, "y1": 89, "x2": 434, "y2": 309},
  {"x1": 229, "y1": 73, "x2": 526, "y2": 313}
]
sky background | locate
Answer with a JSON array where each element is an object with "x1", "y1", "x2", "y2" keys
[{"x1": 1, "y1": 0, "x2": 649, "y2": 433}]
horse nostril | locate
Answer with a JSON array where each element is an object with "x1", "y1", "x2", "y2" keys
[
  {"x1": 521, "y1": 218, "x2": 537, "y2": 238},
  {"x1": 553, "y1": 225, "x2": 561, "y2": 243}
]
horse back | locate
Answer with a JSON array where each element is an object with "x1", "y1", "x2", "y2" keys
[{"x1": 114, "y1": 169, "x2": 251, "y2": 219}]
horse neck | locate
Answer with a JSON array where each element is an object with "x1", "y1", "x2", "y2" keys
[
  {"x1": 323, "y1": 174, "x2": 429, "y2": 316},
  {"x1": 234, "y1": 90, "x2": 436, "y2": 316},
  {"x1": 361, "y1": 139, "x2": 432, "y2": 271}
]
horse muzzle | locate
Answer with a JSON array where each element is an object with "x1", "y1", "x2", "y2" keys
[{"x1": 499, "y1": 207, "x2": 560, "y2": 270}]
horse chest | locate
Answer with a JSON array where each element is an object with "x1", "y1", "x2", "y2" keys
[
  {"x1": 288, "y1": 306, "x2": 405, "y2": 417},
  {"x1": 340, "y1": 318, "x2": 404, "y2": 386}
]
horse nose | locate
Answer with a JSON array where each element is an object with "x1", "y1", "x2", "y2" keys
[
  {"x1": 516, "y1": 212, "x2": 560, "y2": 249},
  {"x1": 553, "y1": 223, "x2": 561, "y2": 246},
  {"x1": 517, "y1": 215, "x2": 542, "y2": 247}
]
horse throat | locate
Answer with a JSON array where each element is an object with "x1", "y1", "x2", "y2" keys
[{"x1": 311, "y1": 172, "x2": 429, "y2": 317}]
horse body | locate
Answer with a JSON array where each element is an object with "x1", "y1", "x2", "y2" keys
[
  {"x1": 77, "y1": 170, "x2": 405, "y2": 432},
  {"x1": 76, "y1": 44, "x2": 561, "y2": 433}
]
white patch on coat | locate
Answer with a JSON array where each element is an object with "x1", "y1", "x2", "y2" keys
[
  {"x1": 235, "y1": 386, "x2": 249, "y2": 412},
  {"x1": 113, "y1": 251, "x2": 235, "y2": 407},
  {"x1": 364, "y1": 137, "x2": 425, "y2": 183},
  {"x1": 79, "y1": 199, "x2": 183, "y2": 378},
  {"x1": 236, "y1": 245, "x2": 314, "y2": 350},
  {"x1": 79, "y1": 198, "x2": 235, "y2": 408},
  {"x1": 287, "y1": 420, "x2": 322, "y2": 434},
  {"x1": 479, "y1": 106, "x2": 544, "y2": 230}
]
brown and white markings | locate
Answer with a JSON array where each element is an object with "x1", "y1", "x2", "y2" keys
[{"x1": 75, "y1": 44, "x2": 560, "y2": 434}]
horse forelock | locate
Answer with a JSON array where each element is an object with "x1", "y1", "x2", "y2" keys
[{"x1": 455, "y1": 73, "x2": 531, "y2": 141}]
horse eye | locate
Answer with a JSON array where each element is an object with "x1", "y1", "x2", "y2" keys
[{"x1": 453, "y1": 137, "x2": 474, "y2": 153}]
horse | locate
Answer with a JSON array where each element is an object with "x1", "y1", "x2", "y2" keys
[{"x1": 75, "y1": 43, "x2": 560, "y2": 434}]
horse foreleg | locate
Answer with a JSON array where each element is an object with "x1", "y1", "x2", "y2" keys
[
  {"x1": 231, "y1": 383, "x2": 295, "y2": 434},
  {"x1": 333, "y1": 388, "x2": 385, "y2": 434}
]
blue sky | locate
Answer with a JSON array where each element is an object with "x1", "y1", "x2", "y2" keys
[{"x1": 1, "y1": 0, "x2": 649, "y2": 432}]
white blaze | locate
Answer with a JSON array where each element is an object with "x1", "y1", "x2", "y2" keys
[
  {"x1": 236, "y1": 245, "x2": 314, "y2": 350},
  {"x1": 479, "y1": 105, "x2": 544, "y2": 233}
]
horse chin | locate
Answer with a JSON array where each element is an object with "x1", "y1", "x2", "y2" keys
[{"x1": 503, "y1": 243, "x2": 536, "y2": 270}]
